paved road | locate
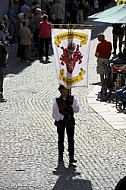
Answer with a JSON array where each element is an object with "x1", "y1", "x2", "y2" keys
[{"x1": 0, "y1": 21, "x2": 126, "y2": 190}]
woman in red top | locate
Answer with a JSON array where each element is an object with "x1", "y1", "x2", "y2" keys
[{"x1": 39, "y1": 14, "x2": 51, "y2": 60}]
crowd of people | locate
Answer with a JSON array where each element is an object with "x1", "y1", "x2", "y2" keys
[
  {"x1": 0, "y1": 0, "x2": 114, "y2": 60},
  {"x1": 0, "y1": 0, "x2": 113, "y2": 45}
]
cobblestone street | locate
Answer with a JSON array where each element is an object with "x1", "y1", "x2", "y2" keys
[{"x1": 0, "y1": 22, "x2": 126, "y2": 190}]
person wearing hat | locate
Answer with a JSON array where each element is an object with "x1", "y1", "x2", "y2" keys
[{"x1": 52, "y1": 85, "x2": 79, "y2": 164}]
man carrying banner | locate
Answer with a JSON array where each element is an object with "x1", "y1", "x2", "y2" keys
[{"x1": 52, "y1": 85, "x2": 79, "y2": 164}]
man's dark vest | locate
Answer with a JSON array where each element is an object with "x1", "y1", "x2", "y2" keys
[{"x1": 56, "y1": 96, "x2": 74, "y2": 117}]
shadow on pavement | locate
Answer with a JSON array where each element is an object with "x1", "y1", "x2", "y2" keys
[
  {"x1": 90, "y1": 82, "x2": 102, "y2": 86},
  {"x1": 52, "y1": 161, "x2": 93, "y2": 190},
  {"x1": 0, "y1": 94, "x2": 7, "y2": 103},
  {"x1": 4, "y1": 60, "x2": 32, "y2": 76},
  {"x1": 5, "y1": 44, "x2": 54, "y2": 76}
]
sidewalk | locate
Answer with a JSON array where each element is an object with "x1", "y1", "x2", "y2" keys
[
  {"x1": 84, "y1": 4, "x2": 126, "y2": 133},
  {"x1": 87, "y1": 85, "x2": 126, "y2": 131}
]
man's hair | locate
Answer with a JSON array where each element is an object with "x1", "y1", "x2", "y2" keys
[
  {"x1": 98, "y1": 33, "x2": 105, "y2": 39},
  {"x1": 42, "y1": 14, "x2": 48, "y2": 21},
  {"x1": 58, "y1": 85, "x2": 66, "y2": 91}
]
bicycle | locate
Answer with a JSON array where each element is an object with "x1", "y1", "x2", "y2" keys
[
  {"x1": 116, "y1": 94, "x2": 126, "y2": 112},
  {"x1": 100, "y1": 63, "x2": 126, "y2": 101},
  {"x1": 100, "y1": 62, "x2": 113, "y2": 101}
]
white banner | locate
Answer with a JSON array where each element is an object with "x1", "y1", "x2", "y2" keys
[{"x1": 51, "y1": 28, "x2": 91, "y2": 88}]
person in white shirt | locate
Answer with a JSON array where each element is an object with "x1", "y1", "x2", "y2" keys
[{"x1": 52, "y1": 85, "x2": 79, "y2": 164}]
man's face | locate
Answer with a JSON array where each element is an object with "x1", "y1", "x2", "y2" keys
[
  {"x1": 98, "y1": 35, "x2": 104, "y2": 42},
  {"x1": 98, "y1": 35, "x2": 101, "y2": 41},
  {"x1": 60, "y1": 88, "x2": 68, "y2": 99}
]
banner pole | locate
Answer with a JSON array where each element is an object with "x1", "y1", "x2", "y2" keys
[
  {"x1": 68, "y1": 89, "x2": 71, "y2": 96},
  {"x1": 51, "y1": 24, "x2": 94, "y2": 29},
  {"x1": 124, "y1": 24, "x2": 126, "y2": 56}
]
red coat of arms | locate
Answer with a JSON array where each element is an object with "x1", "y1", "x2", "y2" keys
[{"x1": 60, "y1": 42, "x2": 83, "y2": 74}]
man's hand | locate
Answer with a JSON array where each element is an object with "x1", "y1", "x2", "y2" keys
[{"x1": 66, "y1": 96, "x2": 73, "y2": 105}]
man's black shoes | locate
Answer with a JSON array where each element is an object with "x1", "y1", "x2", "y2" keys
[
  {"x1": 46, "y1": 57, "x2": 49, "y2": 60},
  {"x1": 69, "y1": 158, "x2": 77, "y2": 164}
]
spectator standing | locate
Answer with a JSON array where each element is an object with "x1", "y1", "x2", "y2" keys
[
  {"x1": 21, "y1": 0, "x2": 30, "y2": 13},
  {"x1": 95, "y1": 33, "x2": 112, "y2": 85},
  {"x1": 33, "y1": 8, "x2": 42, "y2": 49},
  {"x1": 83, "y1": 1, "x2": 90, "y2": 19},
  {"x1": 94, "y1": 0, "x2": 99, "y2": 13},
  {"x1": 15, "y1": 13, "x2": 24, "y2": 57},
  {"x1": 69, "y1": 0, "x2": 78, "y2": 24},
  {"x1": 53, "y1": 0, "x2": 65, "y2": 24},
  {"x1": 31, "y1": 1, "x2": 37, "y2": 14},
  {"x1": 2, "y1": 15, "x2": 10, "y2": 39},
  {"x1": 65, "y1": 0, "x2": 71, "y2": 23},
  {"x1": 0, "y1": 24, "x2": 6, "y2": 45},
  {"x1": 46, "y1": 1, "x2": 55, "y2": 23},
  {"x1": 39, "y1": 14, "x2": 51, "y2": 61},
  {"x1": 7, "y1": 2, "x2": 16, "y2": 45},
  {"x1": 99, "y1": 0, "x2": 105, "y2": 11},
  {"x1": 20, "y1": 21, "x2": 33, "y2": 62},
  {"x1": 77, "y1": 0, "x2": 84, "y2": 23},
  {"x1": 0, "y1": 41, "x2": 8, "y2": 94},
  {"x1": 88, "y1": 0, "x2": 94, "y2": 14},
  {"x1": 52, "y1": 85, "x2": 79, "y2": 163},
  {"x1": 21, "y1": 13, "x2": 30, "y2": 29},
  {"x1": 112, "y1": 24, "x2": 124, "y2": 56}
]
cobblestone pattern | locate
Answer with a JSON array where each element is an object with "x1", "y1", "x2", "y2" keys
[{"x1": 0, "y1": 23, "x2": 126, "y2": 190}]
